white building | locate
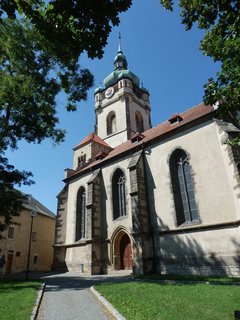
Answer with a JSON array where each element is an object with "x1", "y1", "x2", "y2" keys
[{"x1": 53, "y1": 46, "x2": 240, "y2": 276}]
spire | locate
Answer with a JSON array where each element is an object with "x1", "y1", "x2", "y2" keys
[
  {"x1": 114, "y1": 33, "x2": 128, "y2": 71},
  {"x1": 118, "y1": 32, "x2": 122, "y2": 53}
]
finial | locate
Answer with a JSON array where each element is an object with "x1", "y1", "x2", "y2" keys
[{"x1": 118, "y1": 32, "x2": 122, "y2": 52}]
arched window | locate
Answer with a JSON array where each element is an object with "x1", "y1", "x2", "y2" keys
[
  {"x1": 107, "y1": 111, "x2": 117, "y2": 135},
  {"x1": 169, "y1": 149, "x2": 199, "y2": 226},
  {"x1": 75, "y1": 187, "x2": 86, "y2": 241},
  {"x1": 135, "y1": 111, "x2": 144, "y2": 133},
  {"x1": 112, "y1": 169, "x2": 126, "y2": 220}
]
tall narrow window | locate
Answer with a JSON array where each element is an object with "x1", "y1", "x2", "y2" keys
[
  {"x1": 75, "y1": 187, "x2": 86, "y2": 241},
  {"x1": 170, "y1": 149, "x2": 199, "y2": 226},
  {"x1": 107, "y1": 111, "x2": 117, "y2": 135},
  {"x1": 8, "y1": 227, "x2": 14, "y2": 239},
  {"x1": 112, "y1": 169, "x2": 126, "y2": 220},
  {"x1": 33, "y1": 255, "x2": 38, "y2": 265},
  {"x1": 135, "y1": 111, "x2": 144, "y2": 133}
]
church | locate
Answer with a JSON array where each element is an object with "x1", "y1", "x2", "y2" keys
[{"x1": 53, "y1": 45, "x2": 240, "y2": 276}]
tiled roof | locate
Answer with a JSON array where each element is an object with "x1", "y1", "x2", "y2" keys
[
  {"x1": 65, "y1": 103, "x2": 214, "y2": 180},
  {"x1": 73, "y1": 132, "x2": 112, "y2": 150},
  {"x1": 23, "y1": 194, "x2": 55, "y2": 218}
]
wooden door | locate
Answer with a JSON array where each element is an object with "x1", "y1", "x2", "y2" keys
[
  {"x1": 120, "y1": 234, "x2": 132, "y2": 270},
  {"x1": 6, "y1": 253, "x2": 13, "y2": 274}
]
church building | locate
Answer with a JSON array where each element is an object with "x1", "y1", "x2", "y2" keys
[{"x1": 54, "y1": 45, "x2": 240, "y2": 276}]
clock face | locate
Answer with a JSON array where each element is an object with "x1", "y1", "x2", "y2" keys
[{"x1": 105, "y1": 87, "x2": 114, "y2": 99}]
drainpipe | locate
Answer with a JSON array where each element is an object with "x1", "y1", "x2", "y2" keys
[{"x1": 141, "y1": 143, "x2": 157, "y2": 273}]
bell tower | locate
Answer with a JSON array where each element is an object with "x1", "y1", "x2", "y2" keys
[{"x1": 94, "y1": 44, "x2": 151, "y2": 148}]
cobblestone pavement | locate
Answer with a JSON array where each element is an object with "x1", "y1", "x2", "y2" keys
[{"x1": 37, "y1": 271, "x2": 131, "y2": 320}]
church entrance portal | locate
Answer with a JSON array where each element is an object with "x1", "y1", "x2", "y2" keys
[
  {"x1": 120, "y1": 233, "x2": 132, "y2": 269},
  {"x1": 113, "y1": 230, "x2": 132, "y2": 270}
]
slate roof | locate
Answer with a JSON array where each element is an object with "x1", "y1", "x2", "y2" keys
[
  {"x1": 23, "y1": 194, "x2": 55, "y2": 219},
  {"x1": 65, "y1": 102, "x2": 214, "y2": 181},
  {"x1": 73, "y1": 132, "x2": 112, "y2": 150}
]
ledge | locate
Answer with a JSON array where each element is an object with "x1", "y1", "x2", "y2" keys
[{"x1": 158, "y1": 220, "x2": 240, "y2": 235}]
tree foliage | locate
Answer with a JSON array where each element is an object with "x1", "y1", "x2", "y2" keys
[
  {"x1": 0, "y1": 1, "x2": 132, "y2": 224},
  {"x1": 160, "y1": 0, "x2": 240, "y2": 119},
  {"x1": 0, "y1": 1, "x2": 132, "y2": 62}
]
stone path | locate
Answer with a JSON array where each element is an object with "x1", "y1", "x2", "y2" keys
[{"x1": 38, "y1": 272, "x2": 131, "y2": 320}]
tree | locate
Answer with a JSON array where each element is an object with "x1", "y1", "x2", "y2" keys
[
  {"x1": 160, "y1": 0, "x2": 240, "y2": 121},
  {"x1": 0, "y1": 1, "x2": 132, "y2": 61},
  {"x1": 0, "y1": 0, "x2": 132, "y2": 225}
]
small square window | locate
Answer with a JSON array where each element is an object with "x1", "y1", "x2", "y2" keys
[
  {"x1": 8, "y1": 227, "x2": 14, "y2": 239},
  {"x1": 16, "y1": 252, "x2": 21, "y2": 257}
]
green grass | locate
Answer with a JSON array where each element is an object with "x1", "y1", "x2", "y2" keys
[
  {"x1": 0, "y1": 280, "x2": 42, "y2": 320},
  {"x1": 95, "y1": 281, "x2": 240, "y2": 320},
  {"x1": 135, "y1": 273, "x2": 240, "y2": 283}
]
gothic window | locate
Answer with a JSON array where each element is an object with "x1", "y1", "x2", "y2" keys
[
  {"x1": 135, "y1": 111, "x2": 144, "y2": 133},
  {"x1": 107, "y1": 111, "x2": 117, "y2": 135},
  {"x1": 169, "y1": 149, "x2": 199, "y2": 226},
  {"x1": 75, "y1": 187, "x2": 86, "y2": 241},
  {"x1": 112, "y1": 169, "x2": 126, "y2": 220}
]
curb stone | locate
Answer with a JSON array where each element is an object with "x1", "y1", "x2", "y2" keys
[
  {"x1": 31, "y1": 282, "x2": 46, "y2": 320},
  {"x1": 90, "y1": 286, "x2": 126, "y2": 320}
]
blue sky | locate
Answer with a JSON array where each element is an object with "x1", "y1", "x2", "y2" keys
[{"x1": 6, "y1": 1, "x2": 220, "y2": 213}]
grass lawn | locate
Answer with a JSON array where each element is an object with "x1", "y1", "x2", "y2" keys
[
  {"x1": 95, "y1": 281, "x2": 240, "y2": 320},
  {"x1": 0, "y1": 280, "x2": 42, "y2": 320},
  {"x1": 135, "y1": 273, "x2": 240, "y2": 283}
]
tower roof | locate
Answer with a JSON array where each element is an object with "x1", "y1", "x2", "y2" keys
[
  {"x1": 73, "y1": 132, "x2": 112, "y2": 151},
  {"x1": 103, "y1": 44, "x2": 140, "y2": 89},
  {"x1": 114, "y1": 47, "x2": 128, "y2": 71}
]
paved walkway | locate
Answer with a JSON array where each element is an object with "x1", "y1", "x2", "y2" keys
[{"x1": 37, "y1": 272, "x2": 132, "y2": 320}]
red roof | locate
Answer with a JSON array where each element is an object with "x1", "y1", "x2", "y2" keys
[
  {"x1": 73, "y1": 132, "x2": 112, "y2": 150},
  {"x1": 66, "y1": 103, "x2": 214, "y2": 180}
]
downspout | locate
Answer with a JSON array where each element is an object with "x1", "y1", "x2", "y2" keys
[{"x1": 141, "y1": 143, "x2": 157, "y2": 273}]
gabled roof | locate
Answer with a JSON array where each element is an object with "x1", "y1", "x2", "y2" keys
[
  {"x1": 65, "y1": 103, "x2": 214, "y2": 181},
  {"x1": 73, "y1": 132, "x2": 112, "y2": 150},
  {"x1": 23, "y1": 194, "x2": 55, "y2": 219}
]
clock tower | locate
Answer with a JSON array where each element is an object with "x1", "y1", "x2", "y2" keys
[{"x1": 94, "y1": 45, "x2": 151, "y2": 148}]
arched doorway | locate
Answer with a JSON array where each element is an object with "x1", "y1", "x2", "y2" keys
[
  {"x1": 112, "y1": 229, "x2": 132, "y2": 270},
  {"x1": 120, "y1": 233, "x2": 132, "y2": 270}
]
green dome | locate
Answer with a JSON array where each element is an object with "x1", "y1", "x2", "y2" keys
[
  {"x1": 102, "y1": 44, "x2": 140, "y2": 88},
  {"x1": 103, "y1": 69, "x2": 140, "y2": 88},
  {"x1": 95, "y1": 44, "x2": 143, "y2": 92}
]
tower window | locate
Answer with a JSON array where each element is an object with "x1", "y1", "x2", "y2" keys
[
  {"x1": 75, "y1": 187, "x2": 86, "y2": 241},
  {"x1": 169, "y1": 149, "x2": 199, "y2": 226},
  {"x1": 107, "y1": 111, "x2": 117, "y2": 135},
  {"x1": 112, "y1": 169, "x2": 126, "y2": 220},
  {"x1": 135, "y1": 111, "x2": 144, "y2": 133},
  {"x1": 78, "y1": 154, "x2": 86, "y2": 166}
]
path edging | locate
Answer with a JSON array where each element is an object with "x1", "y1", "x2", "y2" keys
[
  {"x1": 90, "y1": 286, "x2": 126, "y2": 320},
  {"x1": 31, "y1": 282, "x2": 46, "y2": 320}
]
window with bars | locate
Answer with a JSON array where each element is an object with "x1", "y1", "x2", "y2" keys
[
  {"x1": 169, "y1": 149, "x2": 199, "y2": 226},
  {"x1": 75, "y1": 187, "x2": 86, "y2": 241},
  {"x1": 112, "y1": 169, "x2": 126, "y2": 220}
]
